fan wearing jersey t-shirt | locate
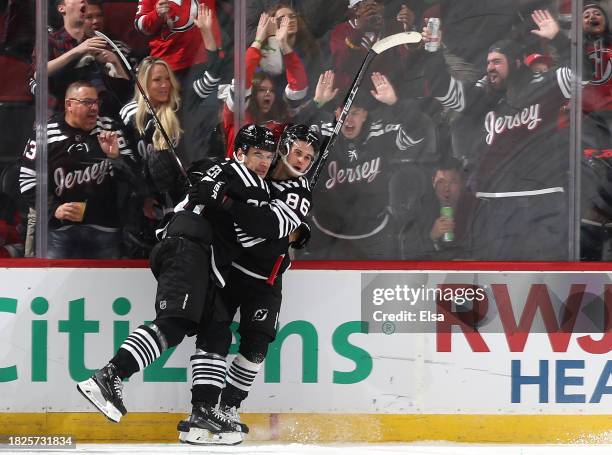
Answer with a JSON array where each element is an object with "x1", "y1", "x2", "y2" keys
[
  {"x1": 19, "y1": 80, "x2": 136, "y2": 259},
  {"x1": 423, "y1": 9, "x2": 575, "y2": 260},
  {"x1": 177, "y1": 124, "x2": 318, "y2": 445},
  {"x1": 292, "y1": 70, "x2": 437, "y2": 260}
]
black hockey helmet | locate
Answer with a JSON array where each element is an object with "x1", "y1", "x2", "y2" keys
[
  {"x1": 278, "y1": 124, "x2": 320, "y2": 177},
  {"x1": 233, "y1": 124, "x2": 277, "y2": 161}
]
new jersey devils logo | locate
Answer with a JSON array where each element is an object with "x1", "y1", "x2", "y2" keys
[
  {"x1": 160, "y1": 0, "x2": 198, "y2": 40},
  {"x1": 588, "y1": 47, "x2": 612, "y2": 86},
  {"x1": 252, "y1": 309, "x2": 268, "y2": 322}
]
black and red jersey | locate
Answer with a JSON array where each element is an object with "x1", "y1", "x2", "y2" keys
[
  {"x1": 134, "y1": 0, "x2": 221, "y2": 72},
  {"x1": 583, "y1": 38, "x2": 612, "y2": 113}
]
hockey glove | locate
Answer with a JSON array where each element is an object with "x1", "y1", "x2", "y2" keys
[
  {"x1": 188, "y1": 178, "x2": 231, "y2": 209},
  {"x1": 289, "y1": 222, "x2": 311, "y2": 249}
]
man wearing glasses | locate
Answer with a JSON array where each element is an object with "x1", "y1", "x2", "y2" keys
[{"x1": 19, "y1": 80, "x2": 136, "y2": 258}]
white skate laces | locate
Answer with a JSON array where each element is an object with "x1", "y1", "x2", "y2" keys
[{"x1": 112, "y1": 376, "x2": 123, "y2": 400}]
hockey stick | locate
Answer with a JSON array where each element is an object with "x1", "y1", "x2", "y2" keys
[
  {"x1": 308, "y1": 31, "x2": 422, "y2": 188},
  {"x1": 94, "y1": 30, "x2": 193, "y2": 186}
]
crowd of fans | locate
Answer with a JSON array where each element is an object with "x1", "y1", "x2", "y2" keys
[{"x1": 2, "y1": 0, "x2": 612, "y2": 261}]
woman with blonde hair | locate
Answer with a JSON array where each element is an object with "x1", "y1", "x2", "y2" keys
[{"x1": 119, "y1": 57, "x2": 187, "y2": 257}]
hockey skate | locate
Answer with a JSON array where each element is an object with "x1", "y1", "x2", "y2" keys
[
  {"x1": 219, "y1": 403, "x2": 249, "y2": 434},
  {"x1": 177, "y1": 403, "x2": 246, "y2": 445},
  {"x1": 76, "y1": 363, "x2": 127, "y2": 423}
]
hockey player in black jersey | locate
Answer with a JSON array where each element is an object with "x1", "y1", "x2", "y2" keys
[
  {"x1": 177, "y1": 124, "x2": 318, "y2": 445},
  {"x1": 76, "y1": 123, "x2": 287, "y2": 423}
]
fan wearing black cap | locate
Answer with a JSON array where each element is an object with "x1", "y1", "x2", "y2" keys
[{"x1": 422, "y1": 9, "x2": 575, "y2": 260}]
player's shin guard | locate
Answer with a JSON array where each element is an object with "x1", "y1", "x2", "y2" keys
[
  {"x1": 178, "y1": 350, "x2": 230, "y2": 443},
  {"x1": 111, "y1": 323, "x2": 167, "y2": 378},
  {"x1": 190, "y1": 349, "x2": 227, "y2": 405},
  {"x1": 221, "y1": 353, "x2": 262, "y2": 408},
  {"x1": 77, "y1": 324, "x2": 167, "y2": 423}
]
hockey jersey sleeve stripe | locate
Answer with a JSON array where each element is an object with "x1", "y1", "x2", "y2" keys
[
  {"x1": 270, "y1": 199, "x2": 301, "y2": 237},
  {"x1": 48, "y1": 130, "x2": 65, "y2": 138},
  {"x1": 193, "y1": 72, "x2": 221, "y2": 99},
  {"x1": 235, "y1": 230, "x2": 267, "y2": 247},
  {"x1": 231, "y1": 162, "x2": 258, "y2": 187},
  {"x1": 47, "y1": 128, "x2": 64, "y2": 136},
  {"x1": 365, "y1": 129, "x2": 385, "y2": 141},
  {"x1": 240, "y1": 237, "x2": 266, "y2": 247},
  {"x1": 192, "y1": 81, "x2": 215, "y2": 99},
  {"x1": 397, "y1": 128, "x2": 424, "y2": 150},
  {"x1": 270, "y1": 202, "x2": 288, "y2": 237},
  {"x1": 48, "y1": 135, "x2": 69, "y2": 144},
  {"x1": 435, "y1": 76, "x2": 465, "y2": 111},
  {"x1": 556, "y1": 67, "x2": 572, "y2": 100},
  {"x1": 210, "y1": 245, "x2": 226, "y2": 288},
  {"x1": 120, "y1": 102, "x2": 138, "y2": 125},
  {"x1": 321, "y1": 123, "x2": 334, "y2": 137},
  {"x1": 135, "y1": 16, "x2": 147, "y2": 34},
  {"x1": 20, "y1": 166, "x2": 36, "y2": 176},
  {"x1": 19, "y1": 178, "x2": 36, "y2": 194},
  {"x1": 231, "y1": 262, "x2": 268, "y2": 280},
  {"x1": 96, "y1": 117, "x2": 116, "y2": 130}
]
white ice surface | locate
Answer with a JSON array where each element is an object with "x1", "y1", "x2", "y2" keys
[{"x1": 2, "y1": 443, "x2": 612, "y2": 455}]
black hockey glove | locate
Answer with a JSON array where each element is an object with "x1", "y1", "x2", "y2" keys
[
  {"x1": 188, "y1": 178, "x2": 231, "y2": 209},
  {"x1": 289, "y1": 222, "x2": 311, "y2": 249}
]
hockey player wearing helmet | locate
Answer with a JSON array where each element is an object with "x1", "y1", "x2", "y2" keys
[
  {"x1": 177, "y1": 124, "x2": 318, "y2": 445},
  {"x1": 275, "y1": 123, "x2": 320, "y2": 177},
  {"x1": 231, "y1": 123, "x2": 278, "y2": 178}
]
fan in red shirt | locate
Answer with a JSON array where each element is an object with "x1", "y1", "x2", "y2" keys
[{"x1": 134, "y1": 0, "x2": 222, "y2": 74}]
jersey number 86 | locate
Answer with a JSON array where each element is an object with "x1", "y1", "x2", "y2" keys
[{"x1": 286, "y1": 193, "x2": 310, "y2": 216}]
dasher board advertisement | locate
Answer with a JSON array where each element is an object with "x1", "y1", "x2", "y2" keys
[{"x1": 0, "y1": 268, "x2": 609, "y2": 413}]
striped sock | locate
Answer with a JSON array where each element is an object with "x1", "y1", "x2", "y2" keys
[
  {"x1": 190, "y1": 350, "x2": 227, "y2": 405},
  {"x1": 111, "y1": 325, "x2": 164, "y2": 378},
  {"x1": 226, "y1": 353, "x2": 261, "y2": 394}
]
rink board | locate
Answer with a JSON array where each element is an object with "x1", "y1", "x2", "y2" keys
[{"x1": 0, "y1": 263, "x2": 610, "y2": 442}]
